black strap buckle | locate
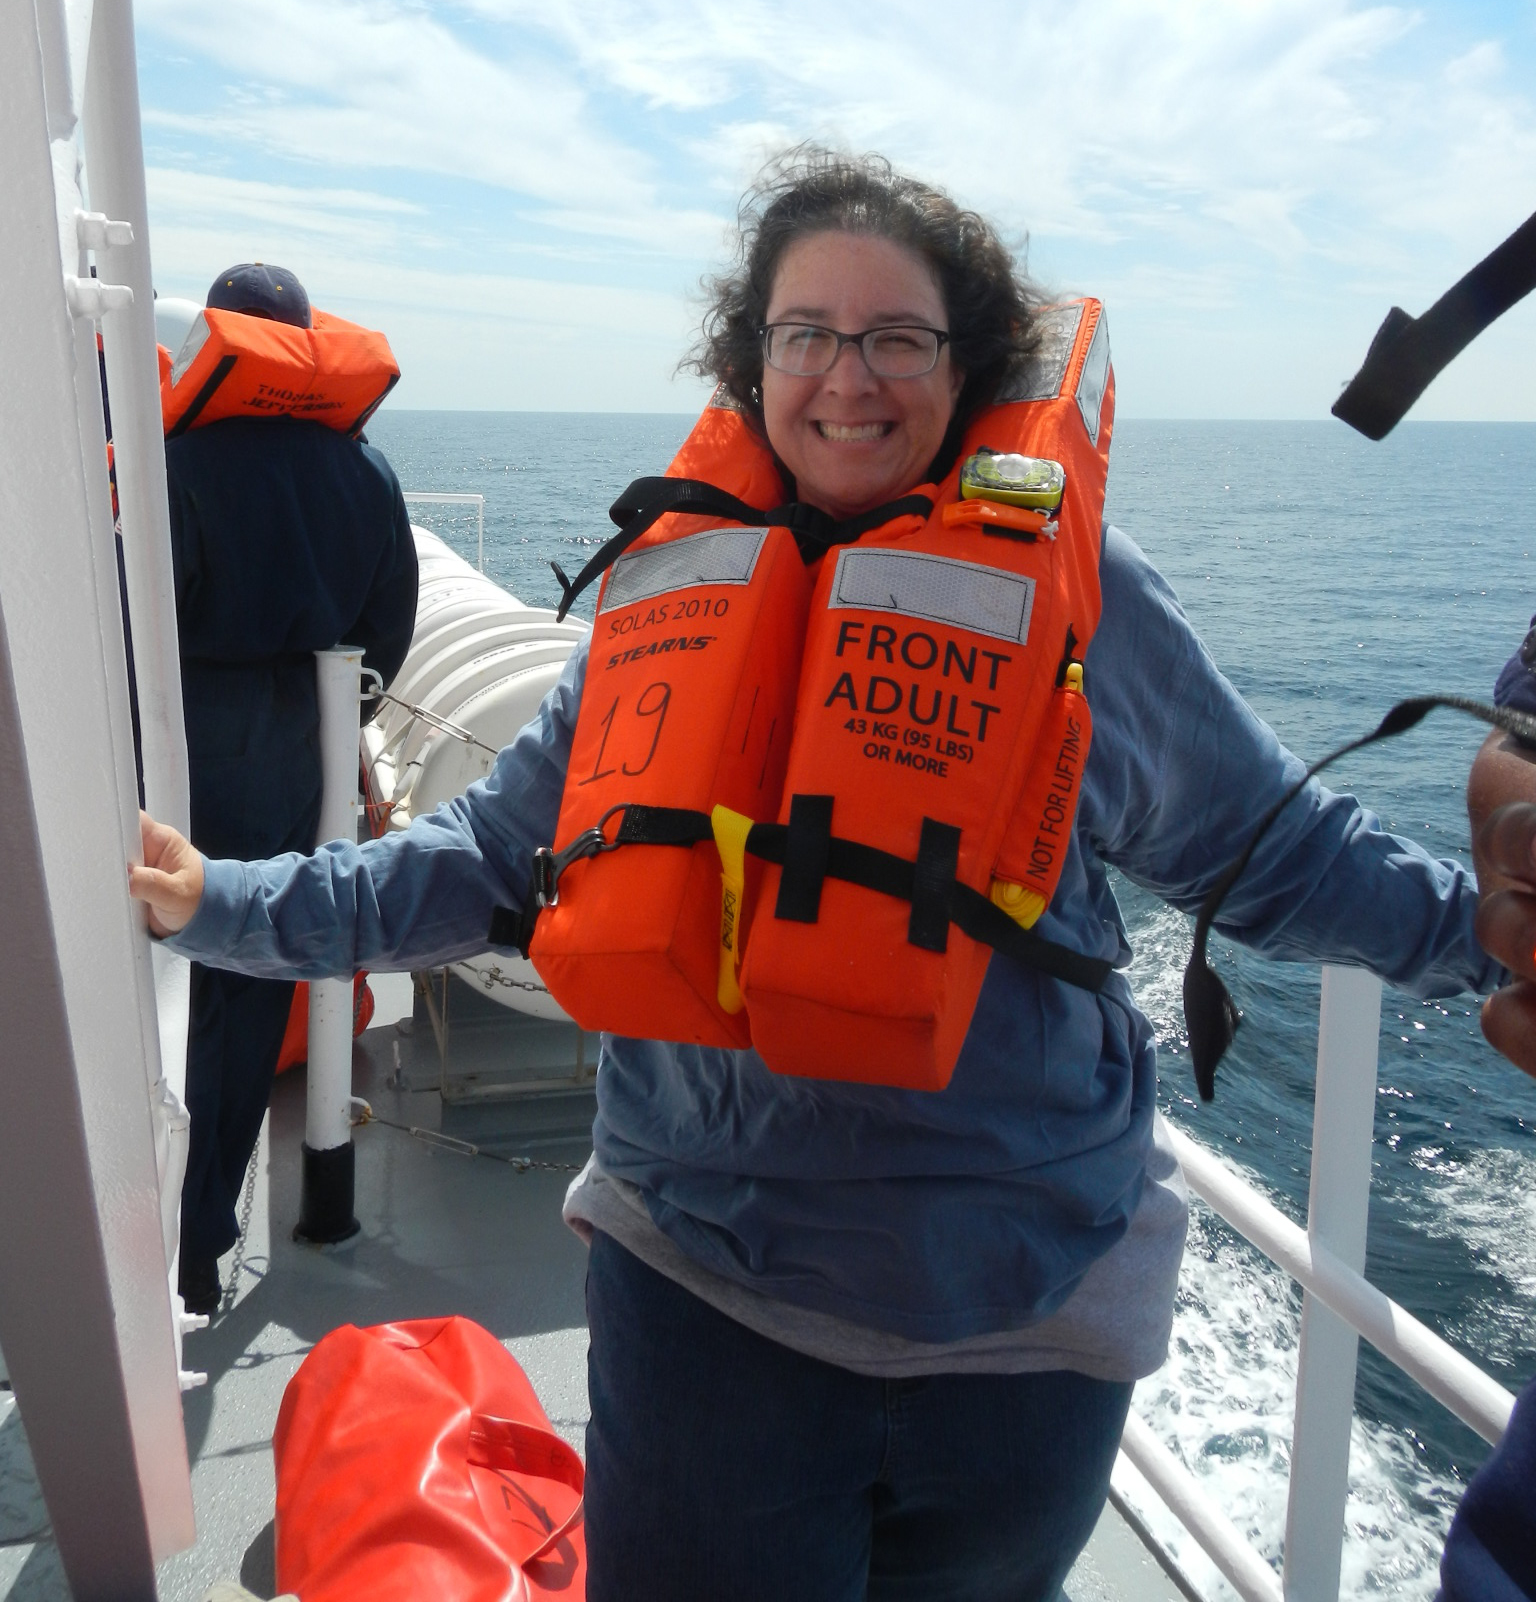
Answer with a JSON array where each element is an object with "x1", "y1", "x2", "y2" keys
[{"x1": 530, "y1": 805, "x2": 627, "y2": 909}]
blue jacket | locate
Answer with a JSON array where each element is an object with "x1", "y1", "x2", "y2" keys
[
  {"x1": 170, "y1": 526, "x2": 1499, "y2": 1342},
  {"x1": 1440, "y1": 1382, "x2": 1536, "y2": 1600}
]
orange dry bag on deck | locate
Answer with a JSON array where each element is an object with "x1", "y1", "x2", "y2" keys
[
  {"x1": 273, "y1": 972, "x2": 375, "y2": 1074},
  {"x1": 160, "y1": 305, "x2": 399, "y2": 438},
  {"x1": 273, "y1": 1316, "x2": 585, "y2": 1602},
  {"x1": 522, "y1": 299, "x2": 1116, "y2": 1087}
]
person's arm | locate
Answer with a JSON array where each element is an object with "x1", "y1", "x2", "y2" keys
[
  {"x1": 129, "y1": 640, "x2": 588, "y2": 979},
  {"x1": 1084, "y1": 528, "x2": 1498, "y2": 999}
]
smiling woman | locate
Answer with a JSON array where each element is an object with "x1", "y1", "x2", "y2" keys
[
  {"x1": 757, "y1": 231, "x2": 962, "y2": 517},
  {"x1": 687, "y1": 146, "x2": 1043, "y2": 512},
  {"x1": 131, "y1": 146, "x2": 1502, "y2": 1602}
]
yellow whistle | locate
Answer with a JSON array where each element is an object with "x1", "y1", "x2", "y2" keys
[
  {"x1": 989, "y1": 878, "x2": 1047, "y2": 930},
  {"x1": 711, "y1": 804, "x2": 754, "y2": 1014}
]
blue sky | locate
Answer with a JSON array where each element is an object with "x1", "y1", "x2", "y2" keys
[{"x1": 133, "y1": 0, "x2": 1536, "y2": 418}]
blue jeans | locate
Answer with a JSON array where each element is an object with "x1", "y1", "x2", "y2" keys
[{"x1": 583, "y1": 1231, "x2": 1132, "y2": 1602}]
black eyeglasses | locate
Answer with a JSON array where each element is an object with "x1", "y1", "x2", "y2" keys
[{"x1": 759, "y1": 322, "x2": 951, "y2": 378}]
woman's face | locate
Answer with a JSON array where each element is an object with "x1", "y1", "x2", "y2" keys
[{"x1": 760, "y1": 231, "x2": 963, "y2": 520}]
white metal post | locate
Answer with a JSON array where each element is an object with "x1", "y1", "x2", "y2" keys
[
  {"x1": 80, "y1": 0, "x2": 189, "y2": 837},
  {"x1": 77, "y1": 0, "x2": 196, "y2": 1287},
  {"x1": 295, "y1": 646, "x2": 364, "y2": 1243},
  {"x1": 1282, "y1": 965, "x2": 1383, "y2": 1601},
  {"x1": 0, "y1": 0, "x2": 194, "y2": 1588}
]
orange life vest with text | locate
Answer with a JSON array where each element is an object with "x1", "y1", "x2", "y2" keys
[
  {"x1": 160, "y1": 306, "x2": 399, "y2": 438},
  {"x1": 525, "y1": 298, "x2": 1115, "y2": 1091}
]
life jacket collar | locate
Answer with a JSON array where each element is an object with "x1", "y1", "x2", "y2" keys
[{"x1": 551, "y1": 477, "x2": 934, "y2": 622}]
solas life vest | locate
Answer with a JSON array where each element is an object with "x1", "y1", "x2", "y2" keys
[
  {"x1": 160, "y1": 306, "x2": 399, "y2": 438},
  {"x1": 519, "y1": 298, "x2": 1116, "y2": 1092}
]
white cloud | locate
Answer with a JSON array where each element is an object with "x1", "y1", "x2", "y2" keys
[
  {"x1": 136, "y1": 0, "x2": 719, "y2": 255},
  {"x1": 146, "y1": 213, "x2": 706, "y2": 409},
  {"x1": 500, "y1": 0, "x2": 1535, "y2": 272},
  {"x1": 134, "y1": 0, "x2": 1536, "y2": 415}
]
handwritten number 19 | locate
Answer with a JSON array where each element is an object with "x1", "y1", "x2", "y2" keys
[
  {"x1": 579, "y1": 681, "x2": 672, "y2": 785},
  {"x1": 623, "y1": 682, "x2": 671, "y2": 775}
]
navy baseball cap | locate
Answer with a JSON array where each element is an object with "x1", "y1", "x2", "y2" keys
[{"x1": 205, "y1": 263, "x2": 312, "y2": 329}]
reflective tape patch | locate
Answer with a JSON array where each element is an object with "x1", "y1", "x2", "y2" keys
[
  {"x1": 601, "y1": 526, "x2": 768, "y2": 612},
  {"x1": 170, "y1": 312, "x2": 211, "y2": 386},
  {"x1": 1077, "y1": 312, "x2": 1111, "y2": 445},
  {"x1": 997, "y1": 302, "x2": 1086, "y2": 404},
  {"x1": 829, "y1": 548, "x2": 1036, "y2": 645}
]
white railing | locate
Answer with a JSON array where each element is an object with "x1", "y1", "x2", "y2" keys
[
  {"x1": 1122, "y1": 965, "x2": 1515, "y2": 1601},
  {"x1": 404, "y1": 490, "x2": 485, "y2": 571}
]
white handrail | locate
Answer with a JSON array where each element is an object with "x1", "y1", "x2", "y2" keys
[
  {"x1": 1166, "y1": 1124, "x2": 1515, "y2": 1445},
  {"x1": 1117, "y1": 964, "x2": 1516, "y2": 1599},
  {"x1": 404, "y1": 490, "x2": 485, "y2": 572},
  {"x1": 1285, "y1": 963, "x2": 1381, "y2": 1601},
  {"x1": 1119, "y1": 1413, "x2": 1283, "y2": 1602}
]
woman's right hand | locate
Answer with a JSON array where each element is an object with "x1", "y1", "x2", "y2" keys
[{"x1": 128, "y1": 811, "x2": 205, "y2": 936}]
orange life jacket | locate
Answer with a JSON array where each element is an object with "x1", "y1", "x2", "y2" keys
[
  {"x1": 527, "y1": 298, "x2": 1115, "y2": 1091},
  {"x1": 160, "y1": 306, "x2": 399, "y2": 438}
]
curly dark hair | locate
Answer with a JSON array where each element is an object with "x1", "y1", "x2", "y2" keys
[{"x1": 684, "y1": 146, "x2": 1044, "y2": 477}]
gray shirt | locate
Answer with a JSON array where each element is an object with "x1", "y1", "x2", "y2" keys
[{"x1": 565, "y1": 1110, "x2": 1188, "y2": 1382}]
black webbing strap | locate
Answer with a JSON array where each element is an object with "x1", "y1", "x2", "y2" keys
[
  {"x1": 346, "y1": 370, "x2": 400, "y2": 436},
  {"x1": 775, "y1": 794, "x2": 833, "y2": 922},
  {"x1": 613, "y1": 804, "x2": 713, "y2": 847},
  {"x1": 1332, "y1": 207, "x2": 1536, "y2": 439},
  {"x1": 909, "y1": 818, "x2": 961, "y2": 953},
  {"x1": 550, "y1": 477, "x2": 933, "y2": 621},
  {"x1": 494, "y1": 800, "x2": 1111, "y2": 992},
  {"x1": 948, "y1": 884, "x2": 1111, "y2": 991},
  {"x1": 164, "y1": 354, "x2": 237, "y2": 439}
]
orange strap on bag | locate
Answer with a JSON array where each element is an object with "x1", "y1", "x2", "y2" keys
[{"x1": 274, "y1": 1316, "x2": 585, "y2": 1602}]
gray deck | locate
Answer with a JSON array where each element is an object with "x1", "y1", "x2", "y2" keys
[{"x1": 1, "y1": 973, "x2": 1192, "y2": 1601}]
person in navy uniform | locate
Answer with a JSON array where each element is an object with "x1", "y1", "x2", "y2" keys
[{"x1": 168, "y1": 264, "x2": 418, "y2": 1314}]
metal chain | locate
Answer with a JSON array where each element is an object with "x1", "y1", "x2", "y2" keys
[
  {"x1": 469, "y1": 963, "x2": 550, "y2": 996},
  {"x1": 353, "y1": 1101, "x2": 584, "y2": 1174},
  {"x1": 220, "y1": 1135, "x2": 261, "y2": 1313}
]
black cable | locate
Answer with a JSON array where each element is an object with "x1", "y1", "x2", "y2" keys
[{"x1": 1184, "y1": 695, "x2": 1536, "y2": 1102}]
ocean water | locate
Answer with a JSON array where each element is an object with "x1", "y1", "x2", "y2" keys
[{"x1": 367, "y1": 409, "x2": 1536, "y2": 1598}]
